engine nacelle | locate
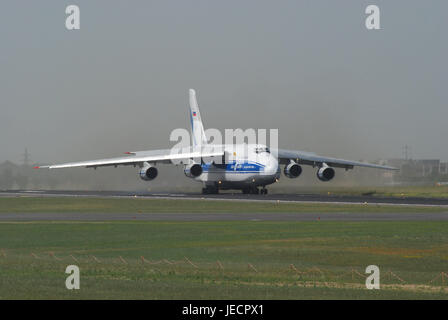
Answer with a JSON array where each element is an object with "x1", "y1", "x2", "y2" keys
[
  {"x1": 139, "y1": 165, "x2": 158, "y2": 181},
  {"x1": 283, "y1": 162, "x2": 302, "y2": 178},
  {"x1": 317, "y1": 166, "x2": 335, "y2": 182},
  {"x1": 184, "y1": 163, "x2": 203, "y2": 178}
]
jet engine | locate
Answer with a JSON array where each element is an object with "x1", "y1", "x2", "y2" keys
[
  {"x1": 184, "y1": 163, "x2": 203, "y2": 178},
  {"x1": 283, "y1": 162, "x2": 302, "y2": 178},
  {"x1": 316, "y1": 166, "x2": 335, "y2": 182},
  {"x1": 139, "y1": 164, "x2": 158, "y2": 181}
]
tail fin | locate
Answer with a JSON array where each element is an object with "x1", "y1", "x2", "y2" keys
[{"x1": 189, "y1": 89, "x2": 208, "y2": 147}]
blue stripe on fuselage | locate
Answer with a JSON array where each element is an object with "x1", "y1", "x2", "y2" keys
[{"x1": 202, "y1": 161, "x2": 265, "y2": 173}]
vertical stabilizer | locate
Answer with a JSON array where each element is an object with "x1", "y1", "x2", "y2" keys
[{"x1": 189, "y1": 89, "x2": 208, "y2": 147}]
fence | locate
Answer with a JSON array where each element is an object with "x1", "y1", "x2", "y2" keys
[{"x1": 1, "y1": 249, "x2": 448, "y2": 288}]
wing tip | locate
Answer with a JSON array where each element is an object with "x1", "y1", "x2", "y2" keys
[{"x1": 34, "y1": 165, "x2": 51, "y2": 169}]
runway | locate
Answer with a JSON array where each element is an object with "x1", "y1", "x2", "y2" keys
[
  {"x1": 1, "y1": 190, "x2": 448, "y2": 221},
  {"x1": 1, "y1": 189, "x2": 448, "y2": 206}
]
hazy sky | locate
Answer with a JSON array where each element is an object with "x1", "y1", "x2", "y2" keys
[{"x1": 1, "y1": 1, "x2": 447, "y2": 165}]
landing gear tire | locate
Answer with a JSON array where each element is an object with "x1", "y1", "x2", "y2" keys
[
  {"x1": 202, "y1": 186, "x2": 219, "y2": 194},
  {"x1": 260, "y1": 188, "x2": 268, "y2": 195},
  {"x1": 242, "y1": 187, "x2": 261, "y2": 194}
]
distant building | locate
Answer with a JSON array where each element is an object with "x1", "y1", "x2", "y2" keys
[
  {"x1": 419, "y1": 160, "x2": 440, "y2": 177},
  {"x1": 382, "y1": 158, "x2": 448, "y2": 183},
  {"x1": 440, "y1": 162, "x2": 448, "y2": 175},
  {"x1": 0, "y1": 161, "x2": 20, "y2": 189}
]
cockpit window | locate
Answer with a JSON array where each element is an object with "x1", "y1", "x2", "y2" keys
[{"x1": 255, "y1": 147, "x2": 270, "y2": 154}]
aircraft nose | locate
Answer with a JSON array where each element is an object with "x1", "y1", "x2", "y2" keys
[{"x1": 265, "y1": 155, "x2": 279, "y2": 175}]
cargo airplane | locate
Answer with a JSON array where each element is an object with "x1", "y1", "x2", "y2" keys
[{"x1": 36, "y1": 89, "x2": 397, "y2": 194}]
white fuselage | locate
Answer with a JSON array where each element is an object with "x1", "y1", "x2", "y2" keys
[{"x1": 193, "y1": 144, "x2": 280, "y2": 189}]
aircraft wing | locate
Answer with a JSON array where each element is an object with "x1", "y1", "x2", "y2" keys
[
  {"x1": 35, "y1": 147, "x2": 224, "y2": 169},
  {"x1": 274, "y1": 149, "x2": 397, "y2": 170}
]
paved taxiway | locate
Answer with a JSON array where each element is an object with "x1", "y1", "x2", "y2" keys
[{"x1": 0, "y1": 190, "x2": 447, "y2": 221}]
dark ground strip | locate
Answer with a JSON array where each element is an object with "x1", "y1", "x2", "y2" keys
[
  {"x1": 1, "y1": 211, "x2": 448, "y2": 221},
  {"x1": 1, "y1": 190, "x2": 448, "y2": 206}
]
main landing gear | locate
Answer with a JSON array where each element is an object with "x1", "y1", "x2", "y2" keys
[
  {"x1": 202, "y1": 186, "x2": 219, "y2": 194},
  {"x1": 242, "y1": 187, "x2": 268, "y2": 195}
]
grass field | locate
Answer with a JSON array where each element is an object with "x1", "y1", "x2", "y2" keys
[{"x1": 0, "y1": 197, "x2": 447, "y2": 299}]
